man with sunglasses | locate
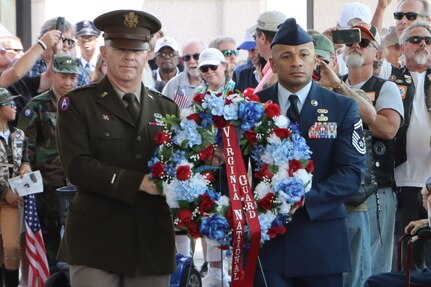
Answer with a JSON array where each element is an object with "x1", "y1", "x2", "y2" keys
[
  {"x1": 162, "y1": 38, "x2": 204, "y2": 109},
  {"x1": 17, "y1": 54, "x2": 80, "y2": 273},
  {"x1": 27, "y1": 17, "x2": 90, "y2": 88},
  {"x1": 341, "y1": 22, "x2": 403, "y2": 285},
  {"x1": 153, "y1": 36, "x2": 180, "y2": 92},
  {"x1": 391, "y1": 21, "x2": 431, "y2": 271},
  {"x1": 209, "y1": 36, "x2": 238, "y2": 79}
]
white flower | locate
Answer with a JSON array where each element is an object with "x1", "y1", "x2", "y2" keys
[
  {"x1": 163, "y1": 182, "x2": 179, "y2": 208},
  {"x1": 273, "y1": 115, "x2": 288, "y2": 128},
  {"x1": 216, "y1": 195, "x2": 230, "y2": 212},
  {"x1": 255, "y1": 182, "x2": 271, "y2": 199},
  {"x1": 180, "y1": 108, "x2": 194, "y2": 119},
  {"x1": 294, "y1": 169, "x2": 313, "y2": 192},
  {"x1": 279, "y1": 200, "x2": 292, "y2": 214},
  {"x1": 272, "y1": 169, "x2": 289, "y2": 184},
  {"x1": 267, "y1": 133, "x2": 282, "y2": 144}
]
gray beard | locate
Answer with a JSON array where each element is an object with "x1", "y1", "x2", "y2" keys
[
  {"x1": 414, "y1": 53, "x2": 429, "y2": 65},
  {"x1": 345, "y1": 53, "x2": 364, "y2": 67}
]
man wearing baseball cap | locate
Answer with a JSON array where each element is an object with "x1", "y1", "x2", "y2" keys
[
  {"x1": 56, "y1": 10, "x2": 178, "y2": 286},
  {"x1": 17, "y1": 54, "x2": 81, "y2": 272},
  {"x1": 153, "y1": 36, "x2": 180, "y2": 92}
]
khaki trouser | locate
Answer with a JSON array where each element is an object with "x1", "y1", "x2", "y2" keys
[
  {"x1": 70, "y1": 265, "x2": 170, "y2": 287},
  {"x1": 0, "y1": 202, "x2": 21, "y2": 269}
]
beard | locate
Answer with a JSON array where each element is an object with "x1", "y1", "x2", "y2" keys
[
  {"x1": 414, "y1": 53, "x2": 429, "y2": 65},
  {"x1": 345, "y1": 52, "x2": 364, "y2": 68}
]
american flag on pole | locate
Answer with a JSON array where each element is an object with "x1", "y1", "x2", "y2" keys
[
  {"x1": 24, "y1": 194, "x2": 50, "y2": 287},
  {"x1": 173, "y1": 87, "x2": 190, "y2": 109}
]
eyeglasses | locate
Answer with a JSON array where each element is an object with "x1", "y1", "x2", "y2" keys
[
  {"x1": 0, "y1": 101, "x2": 16, "y2": 108},
  {"x1": 345, "y1": 39, "x2": 377, "y2": 49},
  {"x1": 221, "y1": 49, "x2": 239, "y2": 57},
  {"x1": 393, "y1": 12, "x2": 425, "y2": 21},
  {"x1": 407, "y1": 35, "x2": 431, "y2": 45},
  {"x1": 79, "y1": 35, "x2": 97, "y2": 42},
  {"x1": 62, "y1": 37, "x2": 76, "y2": 48},
  {"x1": 156, "y1": 52, "x2": 178, "y2": 58},
  {"x1": 199, "y1": 65, "x2": 218, "y2": 73},
  {"x1": 182, "y1": 53, "x2": 200, "y2": 62}
]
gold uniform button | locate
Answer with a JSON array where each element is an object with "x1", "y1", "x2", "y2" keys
[
  {"x1": 136, "y1": 153, "x2": 142, "y2": 159},
  {"x1": 137, "y1": 136, "x2": 142, "y2": 142},
  {"x1": 104, "y1": 132, "x2": 110, "y2": 137}
]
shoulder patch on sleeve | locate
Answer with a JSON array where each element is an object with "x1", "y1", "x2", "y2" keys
[
  {"x1": 352, "y1": 119, "x2": 366, "y2": 155},
  {"x1": 23, "y1": 108, "x2": 33, "y2": 118},
  {"x1": 59, "y1": 96, "x2": 71, "y2": 111}
]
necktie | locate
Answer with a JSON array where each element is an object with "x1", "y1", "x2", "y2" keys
[
  {"x1": 123, "y1": 93, "x2": 140, "y2": 123},
  {"x1": 287, "y1": 94, "x2": 299, "y2": 123}
]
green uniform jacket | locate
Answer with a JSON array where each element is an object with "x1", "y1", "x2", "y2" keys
[
  {"x1": 56, "y1": 77, "x2": 179, "y2": 276},
  {"x1": 18, "y1": 90, "x2": 66, "y2": 188}
]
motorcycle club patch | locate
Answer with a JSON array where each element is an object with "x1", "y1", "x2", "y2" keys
[{"x1": 352, "y1": 119, "x2": 366, "y2": 154}]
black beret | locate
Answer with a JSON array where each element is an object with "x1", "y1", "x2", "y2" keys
[
  {"x1": 271, "y1": 18, "x2": 312, "y2": 48},
  {"x1": 94, "y1": 10, "x2": 161, "y2": 50}
]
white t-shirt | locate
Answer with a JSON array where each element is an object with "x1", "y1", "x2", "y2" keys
[{"x1": 394, "y1": 71, "x2": 431, "y2": 187}]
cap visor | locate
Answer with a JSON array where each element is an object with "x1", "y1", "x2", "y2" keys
[
  {"x1": 315, "y1": 49, "x2": 331, "y2": 58},
  {"x1": 109, "y1": 39, "x2": 149, "y2": 51},
  {"x1": 237, "y1": 41, "x2": 256, "y2": 50},
  {"x1": 198, "y1": 60, "x2": 222, "y2": 68}
]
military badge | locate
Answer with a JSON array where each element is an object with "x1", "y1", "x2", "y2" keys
[
  {"x1": 352, "y1": 119, "x2": 366, "y2": 154},
  {"x1": 308, "y1": 122, "x2": 337, "y2": 138},
  {"x1": 311, "y1": 100, "x2": 318, "y2": 106},
  {"x1": 23, "y1": 108, "x2": 33, "y2": 118},
  {"x1": 124, "y1": 12, "x2": 138, "y2": 28},
  {"x1": 102, "y1": 114, "x2": 110, "y2": 120},
  {"x1": 397, "y1": 85, "x2": 407, "y2": 99},
  {"x1": 59, "y1": 96, "x2": 71, "y2": 111},
  {"x1": 373, "y1": 141, "x2": 386, "y2": 156}
]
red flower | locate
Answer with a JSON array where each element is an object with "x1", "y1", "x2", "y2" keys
[
  {"x1": 198, "y1": 144, "x2": 214, "y2": 161},
  {"x1": 289, "y1": 160, "x2": 302, "y2": 172},
  {"x1": 178, "y1": 209, "x2": 193, "y2": 226},
  {"x1": 258, "y1": 193, "x2": 275, "y2": 211},
  {"x1": 151, "y1": 162, "x2": 165, "y2": 178},
  {"x1": 254, "y1": 163, "x2": 273, "y2": 180},
  {"x1": 264, "y1": 102, "x2": 281, "y2": 119},
  {"x1": 202, "y1": 170, "x2": 215, "y2": 182},
  {"x1": 213, "y1": 116, "x2": 227, "y2": 128},
  {"x1": 306, "y1": 160, "x2": 314, "y2": 173},
  {"x1": 267, "y1": 225, "x2": 286, "y2": 239},
  {"x1": 187, "y1": 113, "x2": 202, "y2": 125},
  {"x1": 245, "y1": 130, "x2": 257, "y2": 144},
  {"x1": 176, "y1": 165, "x2": 191, "y2": 181},
  {"x1": 193, "y1": 93, "x2": 205, "y2": 104},
  {"x1": 187, "y1": 221, "x2": 200, "y2": 238},
  {"x1": 199, "y1": 193, "x2": 215, "y2": 214},
  {"x1": 154, "y1": 131, "x2": 171, "y2": 144},
  {"x1": 243, "y1": 88, "x2": 260, "y2": 102},
  {"x1": 273, "y1": 128, "x2": 291, "y2": 139}
]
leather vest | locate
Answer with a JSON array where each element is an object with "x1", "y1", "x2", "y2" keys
[
  {"x1": 343, "y1": 75, "x2": 395, "y2": 188},
  {"x1": 389, "y1": 66, "x2": 431, "y2": 167}
]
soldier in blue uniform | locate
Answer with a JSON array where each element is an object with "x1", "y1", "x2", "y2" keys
[{"x1": 254, "y1": 18, "x2": 365, "y2": 287}]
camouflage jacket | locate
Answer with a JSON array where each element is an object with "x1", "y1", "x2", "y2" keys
[
  {"x1": 0, "y1": 125, "x2": 29, "y2": 198},
  {"x1": 17, "y1": 90, "x2": 66, "y2": 187}
]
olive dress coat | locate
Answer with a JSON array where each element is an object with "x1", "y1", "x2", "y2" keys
[{"x1": 56, "y1": 76, "x2": 179, "y2": 276}]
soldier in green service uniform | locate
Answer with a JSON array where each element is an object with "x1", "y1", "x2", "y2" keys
[
  {"x1": 56, "y1": 10, "x2": 179, "y2": 287},
  {"x1": 17, "y1": 53, "x2": 80, "y2": 272}
]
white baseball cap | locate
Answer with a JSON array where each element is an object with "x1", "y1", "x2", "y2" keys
[
  {"x1": 338, "y1": 2, "x2": 372, "y2": 28},
  {"x1": 198, "y1": 48, "x2": 226, "y2": 68},
  {"x1": 256, "y1": 11, "x2": 288, "y2": 32},
  {"x1": 155, "y1": 36, "x2": 179, "y2": 53}
]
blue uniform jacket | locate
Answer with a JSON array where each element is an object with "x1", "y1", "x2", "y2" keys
[{"x1": 256, "y1": 82, "x2": 365, "y2": 277}]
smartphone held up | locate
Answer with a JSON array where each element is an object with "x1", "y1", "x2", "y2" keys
[{"x1": 332, "y1": 28, "x2": 361, "y2": 45}]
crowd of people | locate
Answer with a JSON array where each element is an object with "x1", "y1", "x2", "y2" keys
[{"x1": 0, "y1": 0, "x2": 429, "y2": 286}]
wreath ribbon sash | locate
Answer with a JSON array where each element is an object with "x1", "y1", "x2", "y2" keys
[{"x1": 222, "y1": 124, "x2": 261, "y2": 287}]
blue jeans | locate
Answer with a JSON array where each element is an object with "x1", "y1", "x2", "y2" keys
[
  {"x1": 343, "y1": 210, "x2": 372, "y2": 287},
  {"x1": 367, "y1": 187, "x2": 396, "y2": 274}
]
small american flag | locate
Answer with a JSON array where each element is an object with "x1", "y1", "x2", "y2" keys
[
  {"x1": 173, "y1": 87, "x2": 190, "y2": 109},
  {"x1": 25, "y1": 194, "x2": 50, "y2": 287}
]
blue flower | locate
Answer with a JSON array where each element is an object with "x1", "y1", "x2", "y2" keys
[
  {"x1": 173, "y1": 175, "x2": 208, "y2": 201},
  {"x1": 202, "y1": 93, "x2": 225, "y2": 116},
  {"x1": 172, "y1": 151, "x2": 186, "y2": 164},
  {"x1": 206, "y1": 189, "x2": 221, "y2": 201},
  {"x1": 148, "y1": 155, "x2": 159, "y2": 169},
  {"x1": 274, "y1": 177, "x2": 305, "y2": 203},
  {"x1": 199, "y1": 112, "x2": 213, "y2": 127},
  {"x1": 200, "y1": 214, "x2": 232, "y2": 245},
  {"x1": 223, "y1": 104, "x2": 239, "y2": 120},
  {"x1": 238, "y1": 102, "x2": 263, "y2": 131},
  {"x1": 173, "y1": 120, "x2": 202, "y2": 148},
  {"x1": 164, "y1": 164, "x2": 176, "y2": 177}
]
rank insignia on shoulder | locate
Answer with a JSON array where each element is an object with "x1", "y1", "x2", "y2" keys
[
  {"x1": 23, "y1": 108, "x2": 33, "y2": 118},
  {"x1": 308, "y1": 122, "x2": 337, "y2": 139},
  {"x1": 352, "y1": 119, "x2": 366, "y2": 154},
  {"x1": 102, "y1": 114, "x2": 110, "y2": 120},
  {"x1": 59, "y1": 97, "x2": 71, "y2": 111}
]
